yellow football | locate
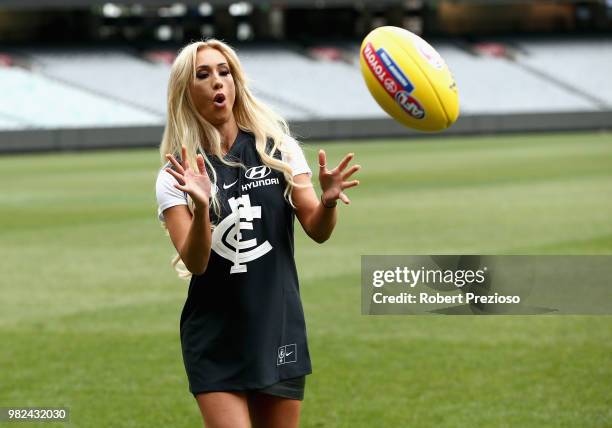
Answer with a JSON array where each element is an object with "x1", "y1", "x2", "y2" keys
[{"x1": 359, "y1": 26, "x2": 460, "y2": 132}]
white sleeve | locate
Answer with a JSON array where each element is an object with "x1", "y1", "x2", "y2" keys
[
  {"x1": 281, "y1": 135, "x2": 312, "y2": 177},
  {"x1": 155, "y1": 165, "x2": 188, "y2": 222}
]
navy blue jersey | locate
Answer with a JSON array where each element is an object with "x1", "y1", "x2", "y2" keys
[{"x1": 178, "y1": 130, "x2": 312, "y2": 395}]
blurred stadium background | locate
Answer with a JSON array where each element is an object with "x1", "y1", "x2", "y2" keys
[
  {"x1": 0, "y1": 0, "x2": 611, "y2": 149},
  {"x1": 1, "y1": 1, "x2": 611, "y2": 427}
]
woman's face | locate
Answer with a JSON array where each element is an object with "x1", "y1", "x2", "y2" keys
[{"x1": 190, "y1": 47, "x2": 236, "y2": 127}]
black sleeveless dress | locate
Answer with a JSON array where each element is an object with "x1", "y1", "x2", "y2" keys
[{"x1": 179, "y1": 129, "x2": 312, "y2": 396}]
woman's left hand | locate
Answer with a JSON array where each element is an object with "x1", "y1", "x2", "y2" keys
[{"x1": 318, "y1": 149, "x2": 361, "y2": 207}]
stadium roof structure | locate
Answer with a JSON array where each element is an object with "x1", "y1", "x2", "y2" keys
[
  {"x1": 0, "y1": 0, "x2": 410, "y2": 10},
  {"x1": 0, "y1": 0, "x2": 606, "y2": 8}
]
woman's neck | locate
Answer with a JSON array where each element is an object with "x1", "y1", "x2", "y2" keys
[{"x1": 216, "y1": 117, "x2": 239, "y2": 155}]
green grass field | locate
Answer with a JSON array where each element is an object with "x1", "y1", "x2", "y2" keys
[{"x1": 1, "y1": 131, "x2": 611, "y2": 427}]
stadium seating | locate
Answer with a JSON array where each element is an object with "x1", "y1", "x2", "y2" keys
[
  {"x1": 0, "y1": 38, "x2": 610, "y2": 131},
  {"x1": 513, "y1": 38, "x2": 612, "y2": 109},
  {"x1": 0, "y1": 66, "x2": 161, "y2": 129},
  {"x1": 434, "y1": 42, "x2": 597, "y2": 113},
  {"x1": 238, "y1": 46, "x2": 383, "y2": 119},
  {"x1": 26, "y1": 49, "x2": 170, "y2": 116}
]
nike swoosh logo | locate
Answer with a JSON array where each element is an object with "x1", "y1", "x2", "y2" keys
[
  {"x1": 223, "y1": 179, "x2": 238, "y2": 190},
  {"x1": 285, "y1": 351, "x2": 293, "y2": 356}
]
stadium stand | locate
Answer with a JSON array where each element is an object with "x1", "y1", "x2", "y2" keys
[
  {"x1": 0, "y1": 38, "x2": 610, "y2": 149},
  {"x1": 434, "y1": 43, "x2": 599, "y2": 113},
  {"x1": 238, "y1": 46, "x2": 383, "y2": 120},
  {"x1": 0, "y1": 65, "x2": 161, "y2": 129},
  {"x1": 25, "y1": 49, "x2": 170, "y2": 117},
  {"x1": 513, "y1": 38, "x2": 612, "y2": 109},
  {"x1": 0, "y1": 116, "x2": 23, "y2": 130}
]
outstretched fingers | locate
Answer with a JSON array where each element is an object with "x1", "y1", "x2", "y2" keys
[
  {"x1": 181, "y1": 145, "x2": 191, "y2": 170},
  {"x1": 165, "y1": 167, "x2": 185, "y2": 185},
  {"x1": 166, "y1": 153, "x2": 185, "y2": 175},
  {"x1": 174, "y1": 182, "x2": 188, "y2": 193},
  {"x1": 342, "y1": 179, "x2": 360, "y2": 190},
  {"x1": 331, "y1": 153, "x2": 354, "y2": 174},
  {"x1": 196, "y1": 154, "x2": 207, "y2": 176},
  {"x1": 339, "y1": 192, "x2": 351, "y2": 205},
  {"x1": 342, "y1": 164, "x2": 361, "y2": 180},
  {"x1": 318, "y1": 150, "x2": 328, "y2": 173}
]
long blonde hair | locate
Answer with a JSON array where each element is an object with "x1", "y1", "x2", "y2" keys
[{"x1": 159, "y1": 39, "x2": 310, "y2": 279}]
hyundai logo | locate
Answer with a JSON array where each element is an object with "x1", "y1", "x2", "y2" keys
[{"x1": 245, "y1": 166, "x2": 271, "y2": 180}]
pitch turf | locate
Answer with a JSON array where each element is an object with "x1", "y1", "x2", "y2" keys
[{"x1": 1, "y1": 131, "x2": 611, "y2": 427}]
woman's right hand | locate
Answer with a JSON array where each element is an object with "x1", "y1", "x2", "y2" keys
[{"x1": 165, "y1": 145, "x2": 212, "y2": 210}]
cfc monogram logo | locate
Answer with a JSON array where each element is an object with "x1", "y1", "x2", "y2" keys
[{"x1": 211, "y1": 194, "x2": 273, "y2": 274}]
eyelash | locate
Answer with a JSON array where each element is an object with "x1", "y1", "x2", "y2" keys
[{"x1": 197, "y1": 70, "x2": 231, "y2": 80}]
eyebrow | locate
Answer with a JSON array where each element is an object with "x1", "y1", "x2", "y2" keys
[{"x1": 196, "y1": 62, "x2": 228, "y2": 70}]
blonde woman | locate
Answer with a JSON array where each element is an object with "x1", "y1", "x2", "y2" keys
[{"x1": 155, "y1": 39, "x2": 360, "y2": 428}]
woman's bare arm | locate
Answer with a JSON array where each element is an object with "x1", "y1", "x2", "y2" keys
[
  {"x1": 162, "y1": 145, "x2": 214, "y2": 275},
  {"x1": 293, "y1": 149, "x2": 360, "y2": 243},
  {"x1": 292, "y1": 174, "x2": 337, "y2": 243},
  {"x1": 164, "y1": 204, "x2": 212, "y2": 275}
]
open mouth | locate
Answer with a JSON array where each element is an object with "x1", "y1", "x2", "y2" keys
[{"x1": 213, "y1": 93, "x2": 226, "y2": 106}]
